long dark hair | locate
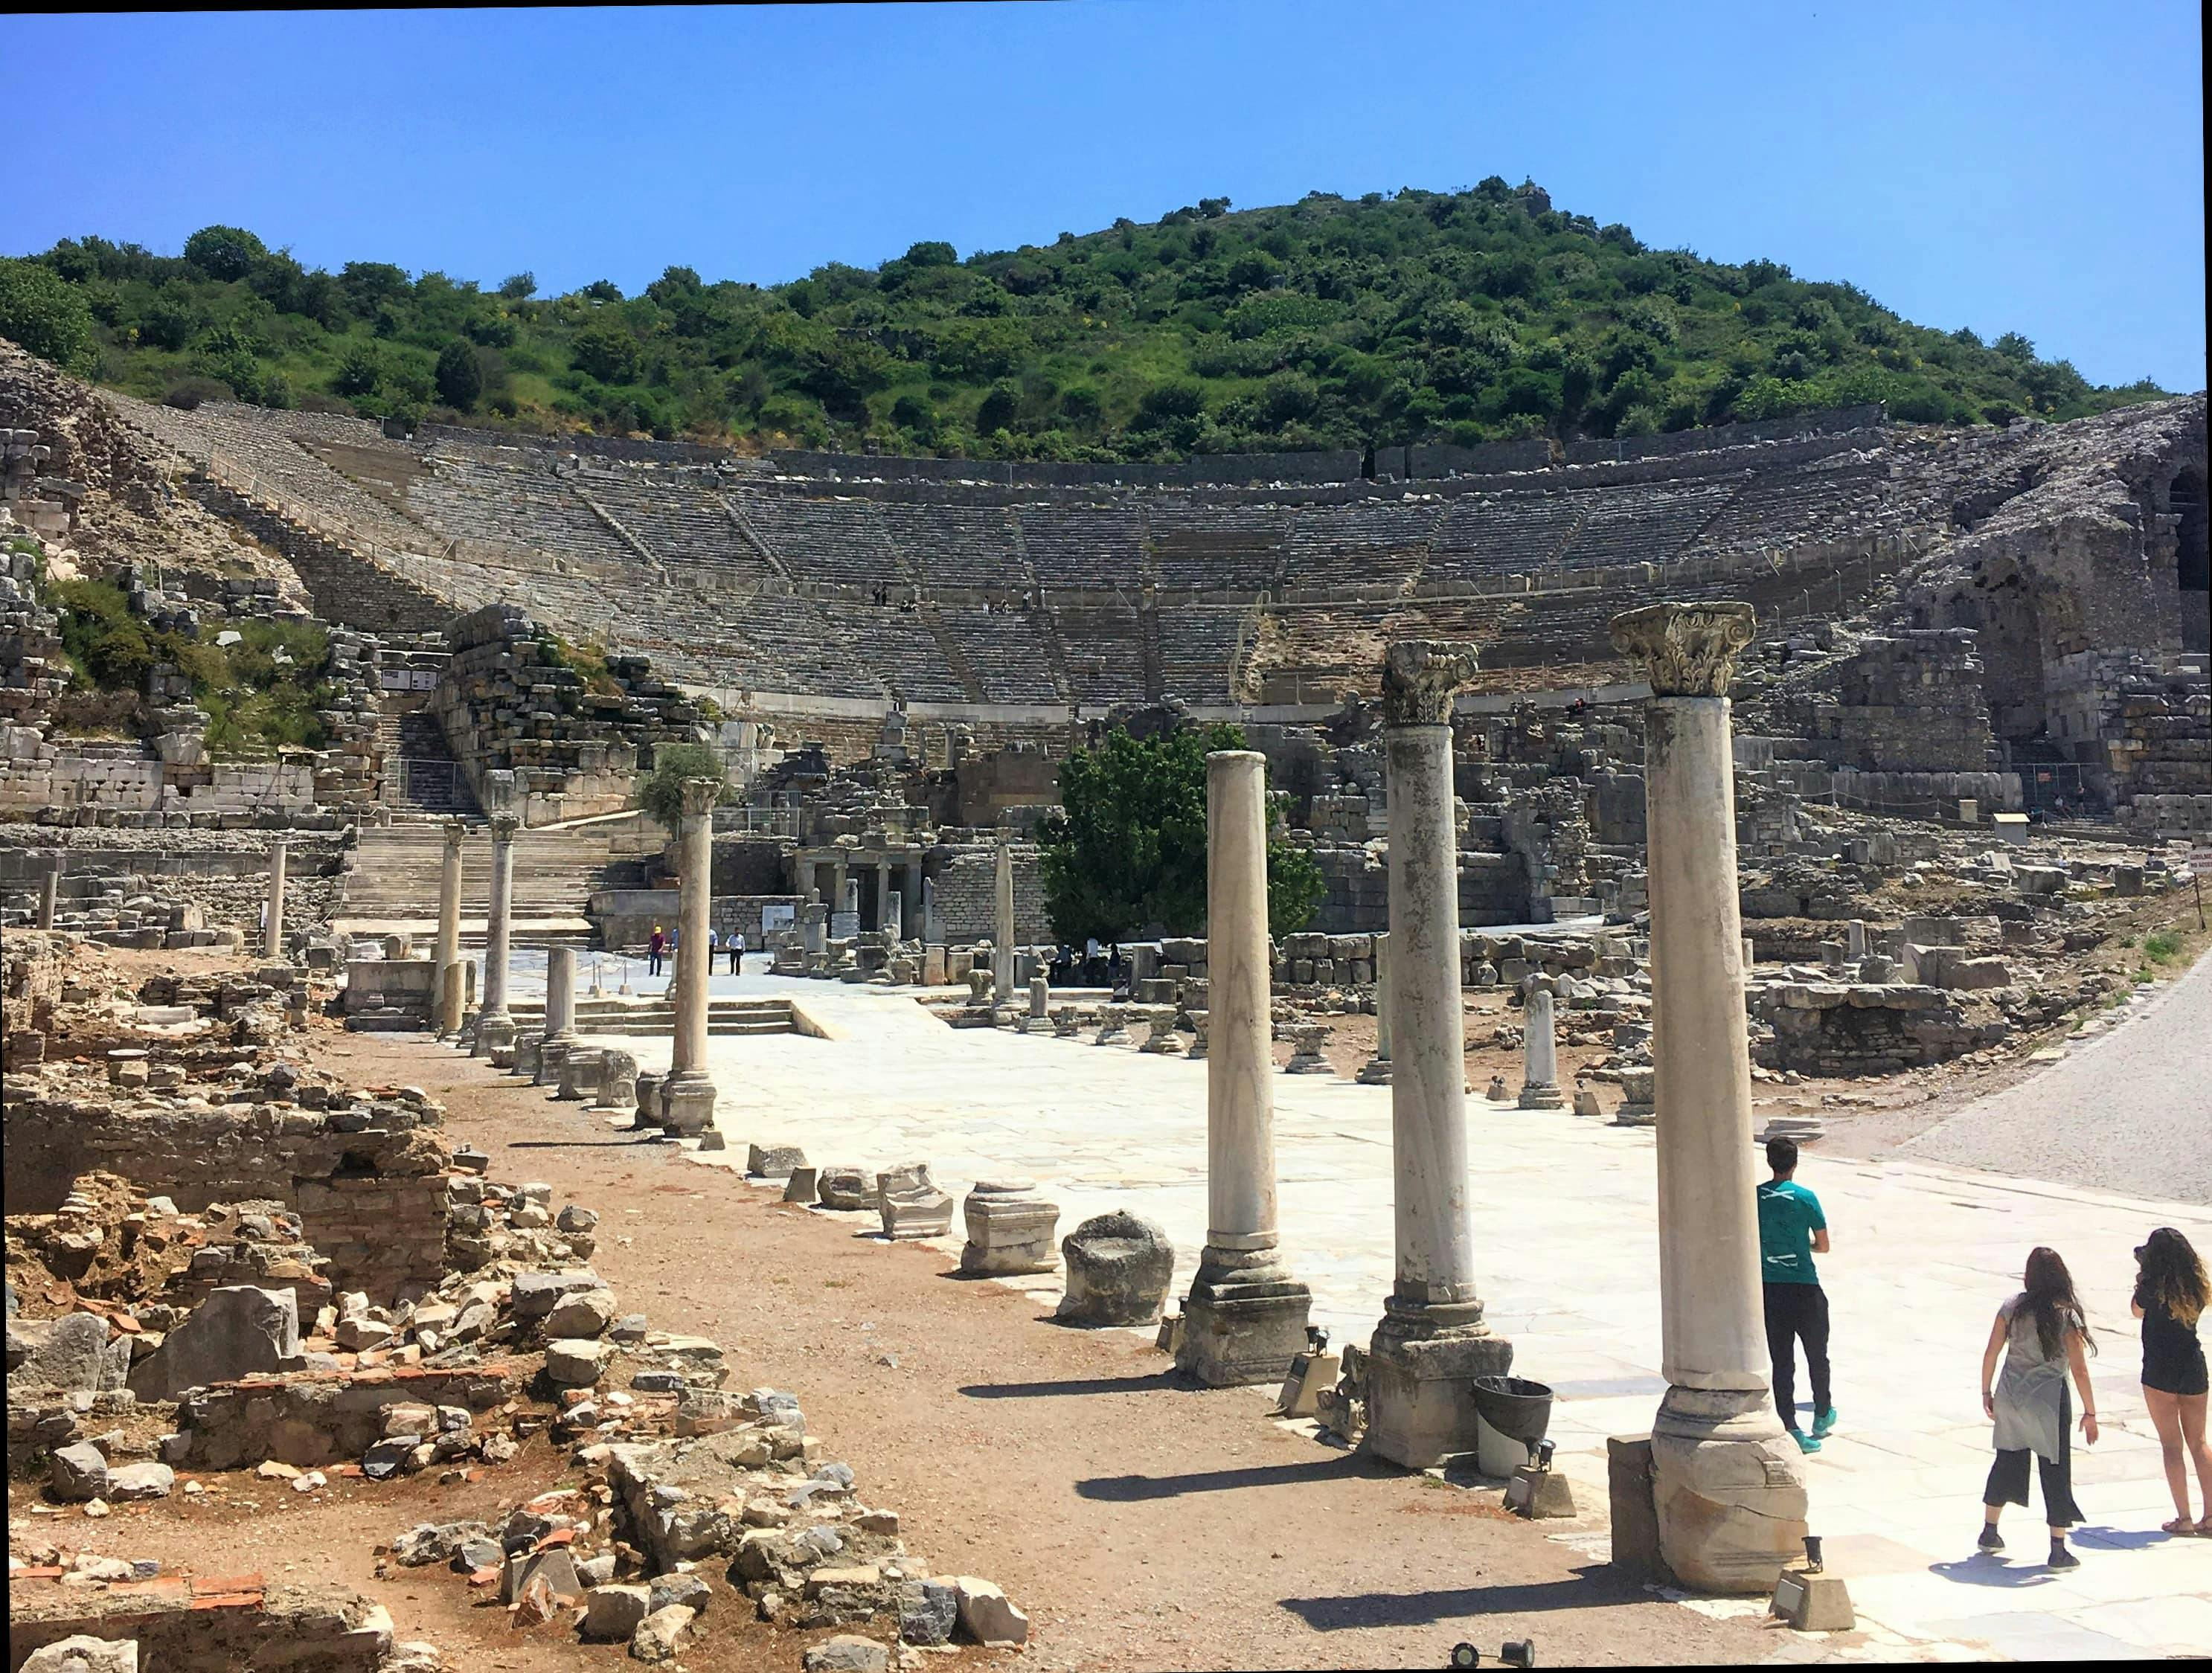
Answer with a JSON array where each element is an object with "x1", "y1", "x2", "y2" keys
[
  {"x1": 2022, "y1": 1246, "x2": 2095, "y2": 1361},
  {"x1": 2137, "y1": 1227, "x2": 2209, "y2": 1329}
]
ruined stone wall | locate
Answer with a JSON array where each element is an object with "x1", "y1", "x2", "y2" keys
[
  {"x1": 1, "y1": 1099, "x2": 450, "y2": 1303},
  {"x1": 1784, "y1": 629, "x2": 1997, "y2": 772},
  {"x1": 932, "y1": 844, "x2": 1049, "y2": 944}
]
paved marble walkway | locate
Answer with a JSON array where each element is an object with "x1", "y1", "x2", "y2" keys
[{"x1": 498, "y1": 951, "x2": 2212, "y2": 1660}]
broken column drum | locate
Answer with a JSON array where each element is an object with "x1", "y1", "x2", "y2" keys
[
  {"x1": 434, "y1": 819, "x2": 467, "y2": 1035},
  {"x1": 960, "y1": 1179, "x2": 1060, "y2": 1276},
  {"x1": 1364, "y1": 640, "x2": 1513, "y2": 1467},
  {"x1": 474, "y1": 812, "x2": 520, "y2": 1056},
  {"x1": 263, "y1": 838, "x2": 288, "y2": 959},
  {"x1": 1610, "y1": 600, "x2": 1807, "y2": 1593},
  {"x1": 661, "y1": 777, "x2": 721, "y2": 1139},
  {"x1": 993, "y1": 839, "x2": 1016, "y2": 1009},
  {"x1": 1177, "y1": 751, "x2": 1312, "y2": 1387},
  {"x1": 1517, "y1": 984, "x2": 1566, "y2": 1108}
]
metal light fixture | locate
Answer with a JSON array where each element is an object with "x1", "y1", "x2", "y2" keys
[
  {"x1": 1499, "y1": 1642, "x2": 1537, "y2": 1669},
  {"x1": 1535, "y1": 1439, "x2": 1556, "y2": 1471},
  {"x1": 1449, "y1": 1645, "x2": 1481, "y2": 1669},
  {"x1": 1803, "y1": 1534, "x2": 1824, "y2": 1574}
]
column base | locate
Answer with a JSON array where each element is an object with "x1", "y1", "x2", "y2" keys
[
  {"x1": 1174, "y1": 1248, "x2": 1312, "y2": 1387},
  {"x1": 1355, "y1": 1057, "x2": 1393, "y2": 1085},
  {"x1": 474, "y1": 1016, "x2": 515, "y2": 1058},
  {"x1": 661, "y1": 1075, "x2": 718, "y2": 1138},
  {"x1": 1518, "y1": 1082, "x2": 1565, "y2": 1109},
  {"x1": 1362, "y1": 1296, "x2": 1513, "y2": 1468},
  {"x1": 1650, "y1": 1384, "x2": 1809, "y2": 1594}
]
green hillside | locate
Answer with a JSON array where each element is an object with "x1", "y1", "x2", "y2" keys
[{"x1": 1, "y1": 179, "x2": 2173, "y2": 460}]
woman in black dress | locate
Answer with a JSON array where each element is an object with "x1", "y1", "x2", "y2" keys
[{"x1": 2132, "y1": 1227, "x2": 2211, "y2": 1535}]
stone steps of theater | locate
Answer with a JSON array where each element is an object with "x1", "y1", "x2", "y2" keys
[
  {"x1": 339, "y1": 821, "x2": 648, "y2": 918},
  {"x1": 333, "y1": 916, "x2": 600, "y2": 951}
]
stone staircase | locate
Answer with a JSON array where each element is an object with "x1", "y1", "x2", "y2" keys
[
  {"x1": 501, "y1": 994, "x2": 800, "y2": 1036},
  {"x1": 333, "y1": 815, "x2": 658, "y2": 942},
  {"x1": 374, "y1": 704, "x2": 478, "y2": 818}
]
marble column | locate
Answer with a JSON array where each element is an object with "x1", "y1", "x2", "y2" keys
[
  {"x1": 544, "y1": 945, "x2": 579, "y2": 1047},
  {"x1": 1179, "y1": 751, "x2": 1312, "y2": 1385},
  {"x1": 1611, "y1": 600, "x2": 1807, "y2": 1593},
  {"x1": 438, "y1": 962, "x2": 467, "y2": 1035},
  {"x1": 263, "y1": 838, "x2": 288, "y2": 959},
  {"x1": 1365, "y1": 640, "x2": 1511, "y2": 1466},
  {"x1": 1357, "y1": 931, "x2": 1393, "y2": 1085},
  {"x1": 876, "y1": 860, "x2": 893, "y2": 931},
  {"x1": 885, "y1": 889, "x2": 904, "y2": 943},
  {"x1": 993, "y1": 838, "x2": 1016, "y2": 1009},
  {"x1": 1517, "y1": 983, "x2": 1565, "y2": 1108},
  {"x1": 474, "y1": 812, "x2": 519, "y2": 1056},
  {"x1": 905, "y1": 861, "x2": 926, "y2": 931},
  {"x1": 37, "y1": 861, "x2": 59, "y2": 929},
  {"x1": 433, "y1": 819, "x2": 466, "y2": 1036},
  {"x1": 661, "y1": 777, "x2": 720, "y2": 1140},
  {"x1": 922, "y1": 876, "x2": 941, "y2": 946}
]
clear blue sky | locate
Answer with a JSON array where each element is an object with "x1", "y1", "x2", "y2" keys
[{"x1": 4, "y1": 1, "x2": 2202, "y2": 390}]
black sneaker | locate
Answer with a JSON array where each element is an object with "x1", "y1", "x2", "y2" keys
[
  {"x1": 1976, "y1": 1524, "x2": 2005, "y2": 1552},
  {"x1": 2048, "y1": 1543, "x2": 2080, "y2": 1570}
]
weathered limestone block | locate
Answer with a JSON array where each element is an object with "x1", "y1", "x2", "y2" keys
[
  {"x1": 127, "y1": 1285, "x2": 301, "y2": 1401},
  {"x1": 593, "y1": 1050, "x2": 638, "y2": 1112},
  {"x1": 876, "y1": 1163, "x2": 955, "y2": 1240},
  {"x1": 555, "y1": 1047, "x2": 604, "y2": 1102},
  {"x1": 1055, "y1": 1211, "x2": 1174, "y2": 1326},
  {"x1": 815, "y1": 1167, "x2": 873, "y2": 1211},
  {"x1": 748, "y1": 1143, "x2": 807, "y2": 1180},
  {"x1": 1283, "y1": 1024, "x2": 1330, "y2": 1073},
  {"x1": 959, "y1": 1179, "x2": 1060, "y2": 1276}
]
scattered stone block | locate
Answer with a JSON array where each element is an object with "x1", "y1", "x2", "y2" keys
[
  {"x1": 1056, "y1": 1210, "x2": 1174, "y2": 1326},
  {"x1": 876, "y1": 1163, "x2": 955, "y2": 1240},
  {"x1": 804, "y1": 1637, "x2": 888, "y2": 1673},
  {"x1": 48, "y1": 1441, "x2": 109, "y2": 1502},
  {"x1": 22, "y1": 1639, "x2": 139, "y2": 1673},
  {"x1": 952, "y1": 1576, "x2": 1029, "y2": 1646},
  {"x1": 815, "y1": 1167, "x2": 873, "y2": 1211},
  {"x1": 104, "y1": 1461, "x2": 175, "y2": 1500},
  {"x1": 629, "y1": 1604, "x2": 695, "y2": 1663},
  {"x1": 127, "y1": 1285, "x2": 300, "y2": 1401},
  {"x1": 544, "y1": 1338, "x2": 610, "y2": 1387},
  {"x1": 583, "y1": 1584, "x2": 653, "y2": 1642},
  {"x1": 543, "y1": 1289, "x2": 619, "y2": 1340},
  {"x1": 748, "y1": 1143, "x2": 806, "y2": 1180}
]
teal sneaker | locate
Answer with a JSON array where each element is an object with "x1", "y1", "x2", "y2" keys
[
  {"x1": 1792, "y1": 1430, "x2": 1822, "y2": 1454},
  {"x1": 1812, "y1": 1407, "x2": 1839, "y2": 1439}
]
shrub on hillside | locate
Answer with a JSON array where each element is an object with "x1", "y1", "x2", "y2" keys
[{"x1": 0, "y1": 257, "x2": 98, "y2": 374}]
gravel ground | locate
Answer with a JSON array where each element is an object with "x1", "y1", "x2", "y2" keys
[{"x1": 1906, "y1": 949, "x2": 2212, "y2": 1204}]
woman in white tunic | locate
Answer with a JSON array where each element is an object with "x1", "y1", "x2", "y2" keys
[{"x1": 1978, "y1": 1245, "x2": 2100, "y2": 1568}]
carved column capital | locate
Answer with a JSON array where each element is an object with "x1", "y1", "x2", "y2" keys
[
  {"x1": 679, "y1": 776, "x2": 722, "y2": 820},
  {"x1": 1609, "y1": 602, "x2": 1756, "y2": 697},
  {"x1": 1381, "y1": 640, "x2": 1481, "y2": 728},
  {"x1": 488, "y1": 812, "x2": 521, "y2": 842},
  {"x1": 441, "y1": 818, "x2": 469, "y2": 850}
]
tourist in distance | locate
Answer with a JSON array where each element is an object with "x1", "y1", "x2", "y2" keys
[
  {"x1": 728, "y1": 928, "x2": 745, "y2": 976},
  {"x1": 647, "y1": 923, "x2": 665, "y2": 977},
  {"x1": 706, "y1": 925, "x2": 720, "y2": 971},
  {"x1": 1757, "y1": 1136, "x2": 1835, "y2": 1452},
  {"x1": 2132, "y1": 1227, "x2": 2211, "y2": 1534},
  {"x1": 1978, "y1": 1246, "x2": 2098, "y2": 1567}
]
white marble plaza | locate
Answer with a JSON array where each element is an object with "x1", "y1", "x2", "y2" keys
[{"x1": 526, "y1": 953, "x2": 2211, "y2": 1660}]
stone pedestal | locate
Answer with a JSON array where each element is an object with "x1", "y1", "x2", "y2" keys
[
  {"x1": 593, "y1": 1050, "x2": 638, "y2": 1112},
  {"x1": 1023, "y1": 972, "x2": 1051, "y2": 1034},
  {"x1": 1518, "y1": 986, "x2": 1566, "y2": 1108},
  {"x1": 556, "y1": 1047, "x2": 603, "y2": 1102},
  {"x1": 960, "y1": 1179, "x2": 1060, "y2": 1275},
  {"x1": 1364, "y1": 642, "x2": 1511, "y2": 1466},
  {"x1": 474, "y1": 808, "x2": 519, "y2": 1057},
  {"x1": 1283, "y1": 1024, "x2": 1330, "y2": 1073},
  {"x1": 876, "y1": 1164, "x2": 955, "y2": 1240},
  {"x1": 1057, "y1": 1211, "x2": 1174, "y2": 1326},
  {"x1": 1177, "y1": 751, "x2": 1311, "y2": 1387},
  {"x1": 661, "y1": 779, "x2": 720, "y2": 1140},
  {"x1": 1614, "y1": 1065, "x2": 1657, "y2": 1125},
  {"x1": 632, "y1": 1070, "x2": 664, "y2": 1130},
  {"x1": 1138, "y1": 1017, "x2": 1185, "y2": 1055},
  {"x1": 263, "y1": 838, "x2": 288, "y2": 959},
  {"x1": 434, "y1": 820, "x2": 466, "y2": 1035},
  {"x1": 1612, "y1": 602, "x2": 1807, "y2": 1593},
  {"x1": 1357, "y1": 931, "x2": 1393, "y2": 1084},
  {"x1": 1091, "y1": 1006, "x2": 1129, "y2": 1045}
]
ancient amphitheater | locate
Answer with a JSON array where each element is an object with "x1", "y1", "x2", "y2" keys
[{"x1": 6, "y1": 336, "x2": 2212, "y2": 1667}]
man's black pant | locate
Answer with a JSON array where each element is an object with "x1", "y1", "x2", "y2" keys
[{"x1": 1763, "y1": 1282, "x2": 1831, "y2": 1431}]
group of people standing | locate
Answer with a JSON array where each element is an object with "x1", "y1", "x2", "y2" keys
[
  {"x1": 643, "y1": 923, "x2": 746, "y2": 979},
  {"x1": 1756, "y1": 1137, "x2": 2211, "y2": 1568}
]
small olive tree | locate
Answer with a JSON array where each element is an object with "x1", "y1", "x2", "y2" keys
[{"x1": 635, "y1": 742, "x2": 728, "y2": 831}]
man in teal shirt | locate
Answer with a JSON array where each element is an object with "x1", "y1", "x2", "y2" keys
[{"x1": 1758, "y1": 1136, "x2": 1836, "y2": 1452}]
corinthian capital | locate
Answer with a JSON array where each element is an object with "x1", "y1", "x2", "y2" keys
[
  {"x1": 1609, "y1": 602, "x2": 1756, "y2": 698},
  {"x1": 679, "y1": 776, "x2": 723, "y2": 820},
  {"x1": 1381, "y1": 639, "x2": 1481, "y2": 728},
  {"x1": 488, "y1": 812, "x2": 522, "y2": 841},
  {"x1": 442, "y1": 817, "x2": 469, "y2": 850}
]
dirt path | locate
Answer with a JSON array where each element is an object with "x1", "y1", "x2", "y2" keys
[{"x1": 292, "y1": 1029, "x2": 1788, "y2": 1670}]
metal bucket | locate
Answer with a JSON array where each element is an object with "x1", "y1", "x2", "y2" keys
[{"x1": 1470, "y1": 1374, "x2": 1555, "y2": 1449}]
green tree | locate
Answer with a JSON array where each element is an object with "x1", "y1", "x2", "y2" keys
[
  {"x1": 332, "y1": 341, "x2": 382, "y2": 398},
  {"x1": 633, "y1": 740, "x2": 728, "y2": 831},
  {"x1": 498, "y1": 271, "x2": 538, "y2": 300},
  {"x1": 0, "y1": 258, "x2": 98, "y2": 373},
  {"x1": 434, "y1": 340, "x2": 482, "y2": 410},
  {"x1": 1039, "y1": 723, "x2": 1323, "y2": 943},
  {"x1": 182, "y1": 225, "x2": 268, "y2": 281}
]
